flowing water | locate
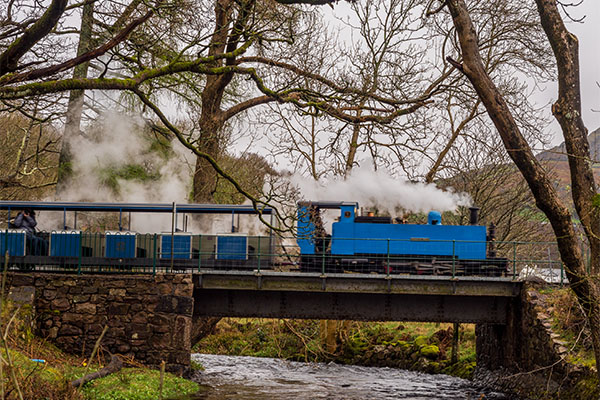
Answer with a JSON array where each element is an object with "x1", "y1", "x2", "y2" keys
[{"x1": 190, "y1": 354, "x2": 513, "y2": 400}]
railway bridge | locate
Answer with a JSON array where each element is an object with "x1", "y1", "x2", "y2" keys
[
  {"x1": 4, "y1": 270, "x2": 533, "y2": 376},
  {"x1": 193, "y1": 271, "x2": 519, "y2": 322}
]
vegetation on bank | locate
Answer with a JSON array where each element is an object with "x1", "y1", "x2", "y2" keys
[
  {"x1": 195, "y1": 319, "x2": 478, "y2": 379},
  {"x1": 0, "y1": 336, "x2": 199, "y2": 400},
  {"x1": 542, "y1": 287, "x2": 597, "y2": 369},
  {"x1": 0, "y1": 302, "x2": 199, "y2": 400},
  {"x1": 67, "y1": 367, "x2": 199, "y2": 400}
]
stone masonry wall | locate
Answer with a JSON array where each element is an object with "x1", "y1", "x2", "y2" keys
[
  {"x1": 474, "y1": 282, "x2": 596, "y2": 399},
  {"x1": 7, "y1": 273, "x2": 194, "y2": 374}
]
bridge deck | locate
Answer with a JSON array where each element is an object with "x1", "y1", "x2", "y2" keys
[{"x1": 193, "y1": 271, "x2": 521, "y2": 324}]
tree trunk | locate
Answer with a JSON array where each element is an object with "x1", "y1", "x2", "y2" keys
[
  {"x1": 193, "y1": 134, "x2": 221, "y2": 203},
  {"x1": 445, "y1": 0, "x2": 600, "y2": 379},
  {"x1": 57, "y1": 0, "x2": 95, "y2": 193},
  {"x1": 191, "y1": 0, "x2": 236, "y2": 203},
  {"x1": 533, "y1": 0, "x2": 600, "y2": 378}
]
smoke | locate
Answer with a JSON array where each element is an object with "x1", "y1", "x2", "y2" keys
[
  {"x1": 46, "y1": 112, "x2": 270, "y2": 235},
  {"x1": 40, "y1": 112, "x2": 469, "y2": 235},
  {"x1": 59, "y1": 112, "x2": 193, "y2": 203},
  {"x1": 45, "y1": 112, "x2": 195, "y2": 233},
  {"x1": 195, "y1": 213, "x2": 271, "y2": 236},
  {"x1": 289, "y1": 168, "x2": 471, "y2": 214}
]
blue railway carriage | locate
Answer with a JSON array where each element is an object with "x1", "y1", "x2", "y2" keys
[
  {"x1": 297, "y1": 201, "x2": 508, "y2": 276},
  {"x1": 0, "y1": 201, "x2": 274, "y2": 272}
]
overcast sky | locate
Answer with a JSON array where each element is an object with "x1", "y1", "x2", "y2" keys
[
  {"x1": 321, "y1": 1, "x2": 599, "y2": 147},
  {"x1": 524, "y1": 1, "x2": 599, "y2": 144},
  {"x1": 558, "y1": 1, "x2": 599, "y2": 136}
]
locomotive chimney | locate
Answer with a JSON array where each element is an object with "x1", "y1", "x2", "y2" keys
[{"x1": 469, "y1": 207, "x2": 480, "y2": 225}]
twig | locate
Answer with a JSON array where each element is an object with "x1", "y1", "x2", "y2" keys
[
  {"x1": 283, "y1": 320, "x2": 325, "y2": 360},
  {"x1": 70, "y1": 354, "x2": 122, "y2": 388},
  {"x1": 74, "y1": 325, "x2": 108, "y2": 389},
  {"x1": 159, "y1": 360, "x2": 165, "y2": 399},
  {"x1": 2, "y1": 305, "x2": 23, "y2": 400}
]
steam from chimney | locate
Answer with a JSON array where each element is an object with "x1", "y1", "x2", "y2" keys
[{"x1": 289, "y1": 168, "x2": 471, "y2": 214}]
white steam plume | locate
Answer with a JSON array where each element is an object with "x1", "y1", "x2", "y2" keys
[
  {"x1": 290, "y1": 168, "x2": 471, "y2": 214},
  {"x1": 46, "y1": 112, "x2": 268, "y2": 235},
  {"x1": 46, "y1": 112, "x2": 195, "y2": 233}
]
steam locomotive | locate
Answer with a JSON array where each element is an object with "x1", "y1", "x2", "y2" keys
[
  {"x1": 0, "y1": 200, "x2": 507, "y2": 276},
  {"x1": 297, "y1": 201, "x2": 508, "y2": 276}
]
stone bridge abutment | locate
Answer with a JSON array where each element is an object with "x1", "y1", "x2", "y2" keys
[
  {"x1": 6, "y1": 273, "x2": 195, "y2": 374},
  {"x1": 475, "y1": 283, "x2": 596, "y2": 398}
]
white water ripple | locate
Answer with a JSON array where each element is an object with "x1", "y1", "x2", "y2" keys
[{"x1": 190, "y1": 354, "x2": 514, "y2": 400}]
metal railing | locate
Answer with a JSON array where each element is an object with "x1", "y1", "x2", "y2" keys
[{"x1": 0, "y1": 230, "x2": 570, "y2": 283}]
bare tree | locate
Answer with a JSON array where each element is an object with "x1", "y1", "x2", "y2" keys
[
  {"x1": 1, "y1": 0, "x2": 441, "y2": 210},
  {"x1": 260, "y1": 0, "x2": 447, "y2": 179},
  {"x1": 442, "y1": 0, "x2": 600, "y2": 378},
  {"x1": 0, "y1": 112, "x2": 60, "y2": 198}
]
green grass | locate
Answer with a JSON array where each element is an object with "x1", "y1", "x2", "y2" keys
[
  {"x1": 0, "y1": 330, "x2": 199, "y2": 400},
  {"x1": 66, "y1": 368, "x2": 199, "y2": 400}
]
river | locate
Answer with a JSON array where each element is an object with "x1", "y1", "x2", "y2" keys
[{"x1": 190, "y1": 354, "x2": 514, "y2": 399}]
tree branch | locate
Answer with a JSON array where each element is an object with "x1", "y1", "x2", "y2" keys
[
  {"x1": 133, "y1": 88, "x2": 285, "y2": 231},
  {"x1": 71, "y1": 354, "x2": 122, "y2": 388},
  {"x1": 0, "y1": 0, "x2": 68, "y2": 77},
  {"x1": 237, "y1": 56, "x2": 435, "y2": 107},
  {"x1": 221, "y1": 95, "x2": 278, "y2": 121},
  {"x1": 0, "y1": 10, "x2": 153, "y2": 86}
]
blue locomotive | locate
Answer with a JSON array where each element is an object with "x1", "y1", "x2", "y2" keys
[{"x1": 297, "y1": 201, "x2": 507, "y2": 276}]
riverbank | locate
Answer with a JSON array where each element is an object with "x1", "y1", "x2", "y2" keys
[
  {"x1": 0, "y1": 300, "x2": 199, "y2": 400},
  {"x1": 1, "y1": 334, "x2": 200, "y2": 399}
]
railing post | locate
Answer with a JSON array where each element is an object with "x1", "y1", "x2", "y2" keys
[
  {"x1": 512, "y1": 242, "x2": 517, "y2": 279},
  {"x1": 198, "y1": 235, "x2": 202, "y2": 273},
  {"x1": 257, "y1": 236, "x2": 261, "y2": 273},
  {"x1": 321, "y1": 238, "x2": 326, "y2": 275},
  {"x1": 77, "y1": 231, "x2": 82, "y2": 275},
  {"x1": 152, "y1": 233, "x2": 157, "y2": 276},
  {"x1": 3, "y1": 229, "x2": 7, "y2": 271},
  {"x1": 560, "y1": 261, "x2": 564, "y2": 288},
  {"x1": 386, "y1": 238, "x2": 390, "y2": 277},
  {"x1": 452, "y1": 240, "x2": 455, "y2": 278}
]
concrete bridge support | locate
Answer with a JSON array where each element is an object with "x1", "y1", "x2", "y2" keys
[{"x1": 6, "y1": 273, "x2": 194, "y2": 374}]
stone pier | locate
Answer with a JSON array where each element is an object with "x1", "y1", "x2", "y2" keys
[
  {"x1": 6, "y1": 273, "x2": 194, "y2": 374},
  {"x1": 475, "y1": 282, "x2": 597, "y2": 398}
]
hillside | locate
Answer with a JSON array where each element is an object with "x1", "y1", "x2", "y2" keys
[
  {"x1": 536, "y1": 127, "x2": 600, "y2": 190},
  {"x1": 537, "y1": 127, "x2": 600, "y2": 163}
]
